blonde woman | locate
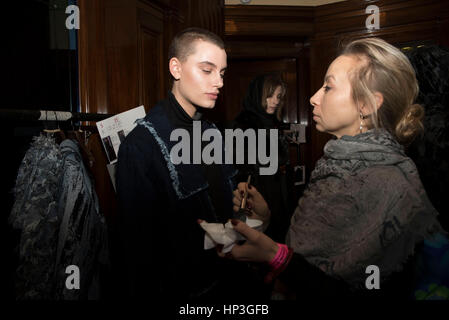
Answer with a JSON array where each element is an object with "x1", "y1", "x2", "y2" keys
[{"x1": 226, "y1": 38, "x2": 445, "y2": 298}]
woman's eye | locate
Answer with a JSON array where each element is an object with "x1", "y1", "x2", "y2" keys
[
  {"x1": 202, "y1": 69, "x2": 212, "y2": 74},
  {"x1": 323, "y1": 85, "x2": 331, "y2": 92},
  {"x1": 220, "y1": 73, "x2": 225, "y2": 79}
]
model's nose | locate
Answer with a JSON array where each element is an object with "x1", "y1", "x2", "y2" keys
[{"x1": 214, "y1": 73, "x2": 224, "y2": 88}]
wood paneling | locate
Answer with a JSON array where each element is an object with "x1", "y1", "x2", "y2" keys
[
  {"x1": 225, "y1": 39, "x2": 306, "y2": 58},
  {"x1": 136, "y1": 3, "x2": 166, "y2": 112},
  {"x1": 180, "y1": 0, "x2": 225, "y2": 37},
  {"x1": 225, "y1": 5, "x2": 313, "y2": 37},
  {"x1": 78, "y1": 0, "x2": 109, "y2": 114},
  {"x1": 78, "y1": 0, "x2": 184, "y2": 115}
]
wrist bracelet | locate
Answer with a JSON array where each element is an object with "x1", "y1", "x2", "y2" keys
[
  {"x1": 265, "y1": 244, "x2": 293, "y2": 284},
  {"x1": 269, "y1": 243, "x2": 288, "y2": 269}
]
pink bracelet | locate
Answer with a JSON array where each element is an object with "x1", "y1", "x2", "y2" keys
[
  {"x1": 265, "y1": 243, "x2": 293, "y2": 283},
  {"x1": 269, "y1": 243, "x2": 288, "y2": 270}
]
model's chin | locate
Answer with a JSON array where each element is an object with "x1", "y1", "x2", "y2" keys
[{"x1": 196, "y1": 100, "x2": 216, "y2": 109}]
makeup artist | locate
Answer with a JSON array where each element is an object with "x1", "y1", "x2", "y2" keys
[{"x1": 224, "y1": 38, "x2": 446, "y2": 299}]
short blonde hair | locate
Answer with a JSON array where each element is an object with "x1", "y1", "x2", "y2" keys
[
  {"x1": 342, "y1": 37, "x2": 424, "y2": 145},
  {"x1": 261, "y1": 74, "x2": 287, "y2": 121}
]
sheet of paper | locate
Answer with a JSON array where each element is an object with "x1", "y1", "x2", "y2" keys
[{"x1": 96, "y1": 106, "x2": 146, "y2": 164}]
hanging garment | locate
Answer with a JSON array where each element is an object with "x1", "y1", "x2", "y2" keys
[
  {"x1": 10, "y1": 134, "x2": 109, "y2": 300},
  {"x1": 9, "y1": 134, "x2": 63, "y2": 299},
  {"x1": 53, "y1": 139, "x2": 109, "y2": 300}
]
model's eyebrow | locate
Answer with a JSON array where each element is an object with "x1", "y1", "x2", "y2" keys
[
  {"x1": 199, "y1": 61, "x2": 227, "y2": 72},
  {"x1": 324, "y1": 75, "x2": 335, "y2": 82}
]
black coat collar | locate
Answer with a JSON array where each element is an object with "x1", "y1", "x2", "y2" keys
[{"x1": 137, "y1": 101, "x2": 237, "y2": 200}]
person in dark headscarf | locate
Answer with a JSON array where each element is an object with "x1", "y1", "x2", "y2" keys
[{"x1": 232, "y1": 74, "x2": 294, "y2": 243}]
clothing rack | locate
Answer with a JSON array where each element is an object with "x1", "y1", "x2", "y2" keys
[{"x1": 0, "y1": 108, "x2": 114, "y2": 122}]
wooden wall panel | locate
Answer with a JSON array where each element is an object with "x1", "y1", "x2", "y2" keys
[
  {"x1": 225, "y1": 5, "x2": 313, "y2": 37},
  {"x1": 138, "y1": 27, "x2": 165, "y2": 112},
  {"x1": 104, "y1": 2, "x2": 139, "y2": 114},
  {"x1": 183, "y1": 0, "x2": 225, "y2": 37},
  {"x1": 78, "y1": 0, "x2": 109, "y2": 114},
  {"x1": 136, "y1": 4, "x2": 166, "y2": 112},
  {"x1": 78, "y1": 0, "x2": 184, "y2": 116}
]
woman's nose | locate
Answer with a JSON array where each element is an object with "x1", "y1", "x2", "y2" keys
[{"x1": 310, "y1": 90, "x2": 320, "y2": 108}]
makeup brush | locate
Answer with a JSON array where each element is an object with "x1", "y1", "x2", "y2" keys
[{"x1": 235, "y1": 175, "x2": 251, "y2": 221}]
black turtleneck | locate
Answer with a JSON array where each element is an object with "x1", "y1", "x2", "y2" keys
[{"x1": 164, "y1": 91, "x2": 229, "y2": 223}]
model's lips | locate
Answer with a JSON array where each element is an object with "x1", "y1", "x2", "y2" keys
[
  {"x1": 313, "y1": 114, "x2": 320, "y2": 121},
  {"x1": 206, "y1": 93, "x2": 218, "y2": 100}
]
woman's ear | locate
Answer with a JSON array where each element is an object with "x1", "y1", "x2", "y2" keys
[
  {"x1": 361, "y1": 92, "x2": 384, "y2": 115},
  {"x1": 373, "y1": 92, "x2": 384, "y2": 110},
  {"x1": 169, "y1": 57, "x2": 182, "y2": 80}
]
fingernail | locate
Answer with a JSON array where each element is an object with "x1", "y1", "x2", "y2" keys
[{"x1": 231, "y1": 219, "x2": 239, "y2": 226}]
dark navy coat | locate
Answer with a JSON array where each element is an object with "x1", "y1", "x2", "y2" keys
[{"x1": 115, "y1": 100, "x2": 241, "y2": 299}]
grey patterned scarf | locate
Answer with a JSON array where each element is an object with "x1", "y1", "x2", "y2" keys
[{"x1": 286, "y1": 129, "x2": 444, "y2": 287}]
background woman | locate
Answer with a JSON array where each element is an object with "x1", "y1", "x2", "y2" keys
[{"x1": 232, "y1": 74, "x2": 294, "y2": 243}]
